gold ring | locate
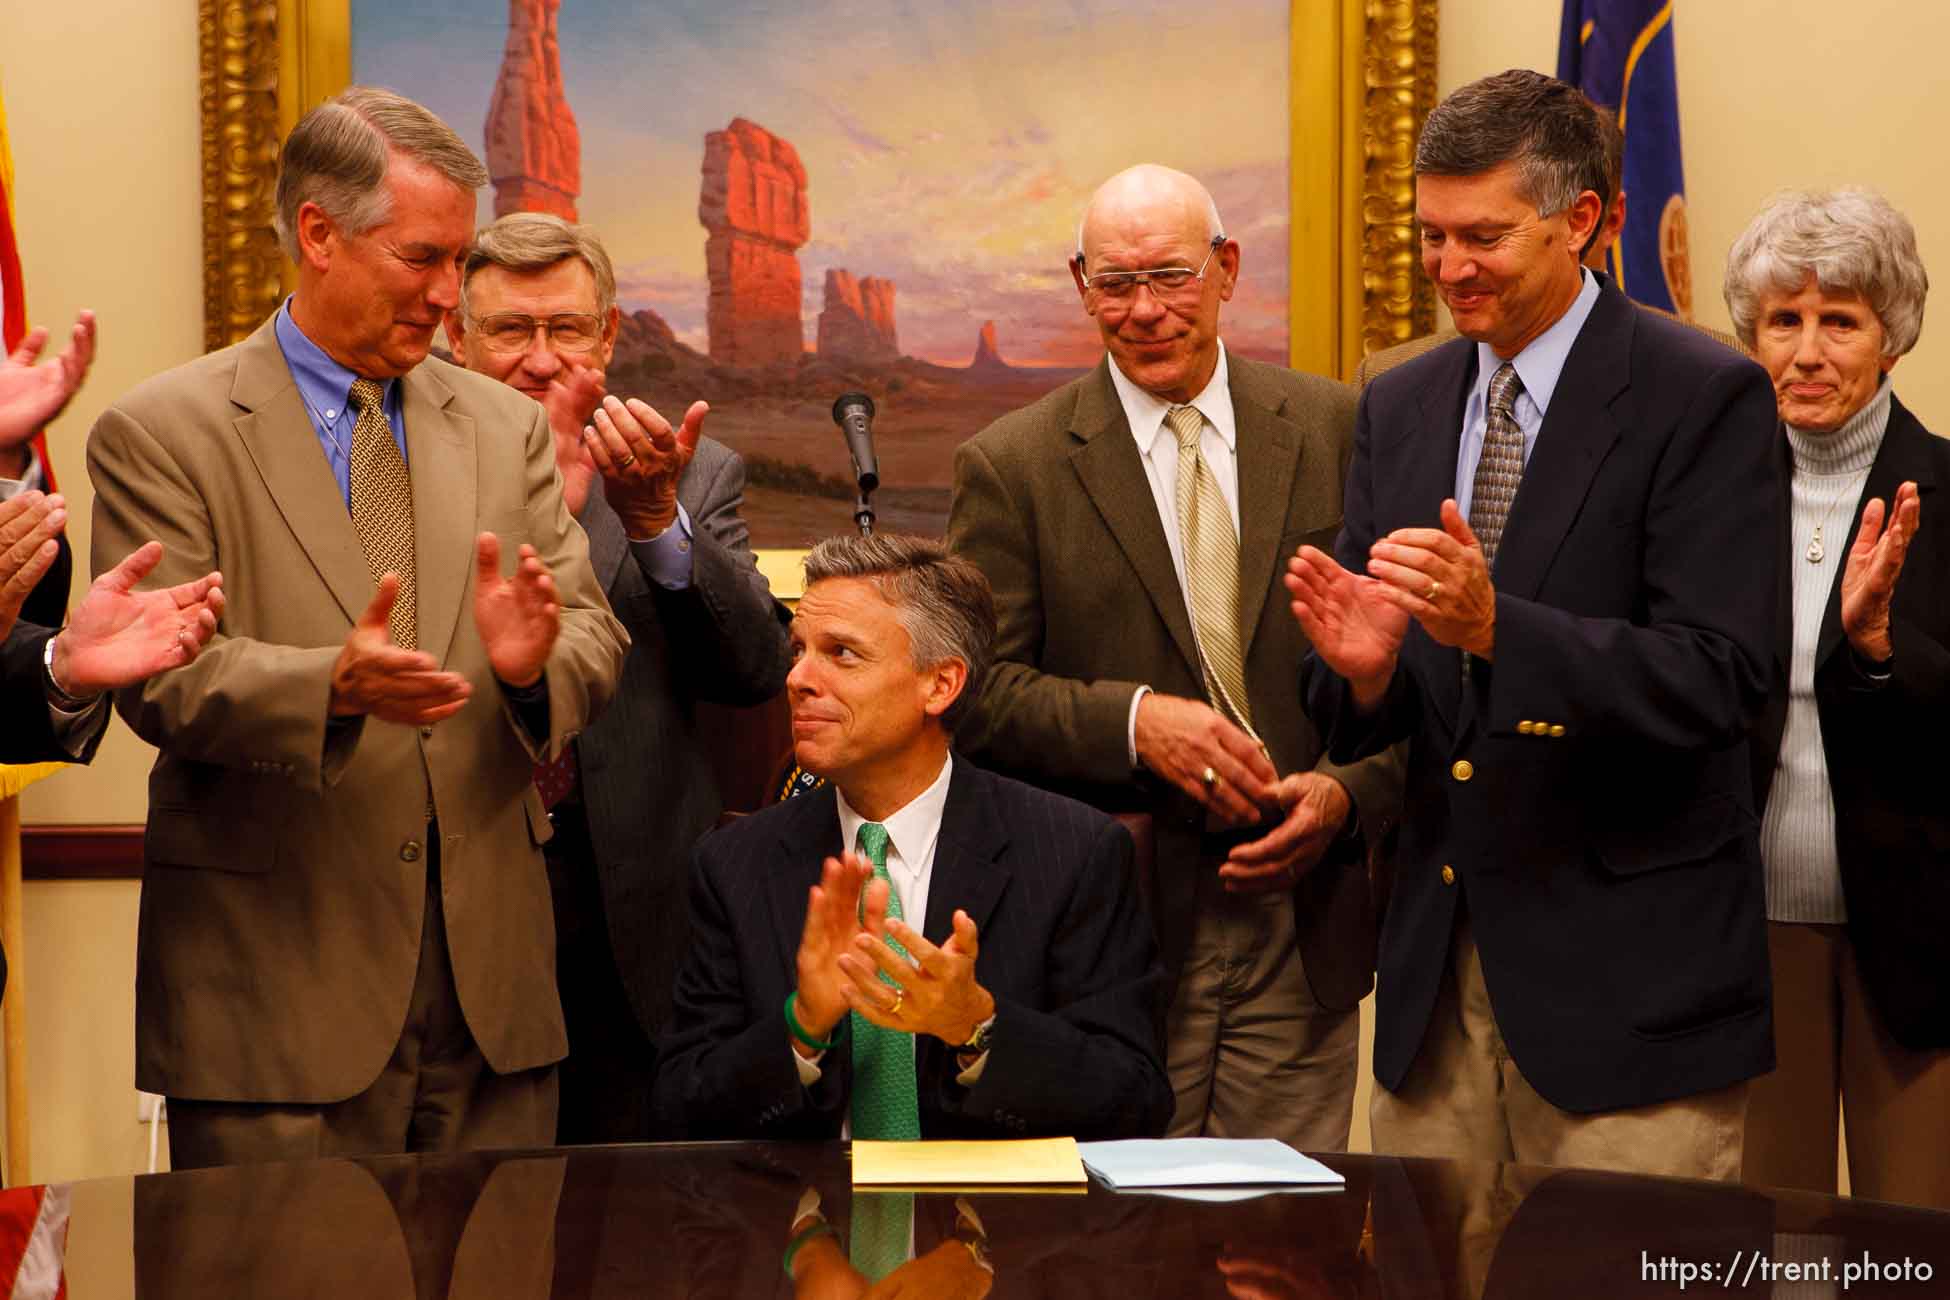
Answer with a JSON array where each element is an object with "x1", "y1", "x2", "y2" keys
[
  {"x1": 1201, "y1": 766, "x2": 1218, "y2": 789},
  {"x1": 618, "y1": 453, "x2": 637, "y2": 468},
  {"x1": 1426, "y1": 580, "x2": 1441, "y2": 601},
  {"x1": 888, "y1": 988, "x2": 904, "y2": 1016}
]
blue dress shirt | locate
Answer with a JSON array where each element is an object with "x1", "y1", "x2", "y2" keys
[
  {"x1": 274, "y1": 299, "x2": 408, "y2": 508},
  {"x1": 1453, "y1": 269, "x2": 1601, "y2": 518}
]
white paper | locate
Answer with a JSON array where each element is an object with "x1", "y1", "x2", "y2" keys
[{"x1": 1077, "y1": 1138, "x2": 1346, "y2": 1191}]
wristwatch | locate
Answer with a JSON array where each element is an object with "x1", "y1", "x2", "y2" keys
[
  {"x1": 42, "y1": 635, "x2": 100, "y2": 711},
  {"x1": 957, "y1": 1013, "x2": 996, "y2": 1060}
]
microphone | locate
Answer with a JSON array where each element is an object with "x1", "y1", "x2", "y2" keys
[{"x1": 831, "y1": 392, "x2": 880, "y2": 493}]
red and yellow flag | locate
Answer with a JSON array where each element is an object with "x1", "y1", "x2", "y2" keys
[{"x1": 0, "y1": 80, "x2": 57, "y2": 491}]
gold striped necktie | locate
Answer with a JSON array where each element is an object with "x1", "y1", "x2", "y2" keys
[
  {"x1": 347, "y1": 378, "x2": 418, "y2": 650},
  {"x1": 1167, "y1": 403, "x2": 1256, "y2": 739}
]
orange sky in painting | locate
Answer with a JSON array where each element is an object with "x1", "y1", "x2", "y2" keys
[{"x1": 356, "y1": 0, "x2": 1292, "y2": 365}]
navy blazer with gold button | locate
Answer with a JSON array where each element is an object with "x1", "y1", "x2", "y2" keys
[{"x1": 1305, "y1": 274, "x2": 1782, "y2": 1114}]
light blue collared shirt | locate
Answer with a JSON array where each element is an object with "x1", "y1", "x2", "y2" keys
[
  {"x1": 1453, "y1": 268, "x2": 1601, "y2": 518},
  {"x1": 274, "y1": 299, "x2": 409, "y2": 508},
  {"x1": 627, "y1": 502, "x2": 696, "y2": 590}
]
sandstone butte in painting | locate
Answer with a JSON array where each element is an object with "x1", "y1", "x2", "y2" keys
[
  {"x1": 481, "y1": 4, "x2": 1102, "y2": 545},
  {"x1": 485, "y1": 0, "x2": 579, "y2": 219}
]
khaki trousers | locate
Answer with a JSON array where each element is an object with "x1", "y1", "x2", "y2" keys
[
  {"x1": 168, "y1": 844, "x2": 558, "y2": 1169},
  {"x1": 1371, "y1": 917, "x2": 1746, "y2": 1179},
  {"x1": 1743, "y1": 921, "x2": 1950, "y2": 1209},
  {"x1": 1164, "y1": 857, "x2": 1358, "y2": 1146}
]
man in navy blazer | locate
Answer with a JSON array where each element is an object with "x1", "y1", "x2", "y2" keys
[
  {"x1": 657, "y1": 533, "x2": 1172, "y2": 1141},
  {"x1": 1287, "y1": 71, "x2": 1780, "y2": 1178}
]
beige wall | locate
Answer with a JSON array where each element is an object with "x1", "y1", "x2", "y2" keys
[
  {"x1": 3, "y1": 0, "x2": 199, "y2": 1184},
  {"x1": 1441, "y1": 0, "x2": 1950, "y2": 426}
]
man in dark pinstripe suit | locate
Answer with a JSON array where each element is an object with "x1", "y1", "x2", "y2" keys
[{"x1": 656, "y1": 533, "x2": 1173, "y2": 1140}]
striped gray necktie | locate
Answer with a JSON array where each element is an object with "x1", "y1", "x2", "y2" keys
[{"x1": 1468, "y1": 362, "x2": 1526, "y2": 569}]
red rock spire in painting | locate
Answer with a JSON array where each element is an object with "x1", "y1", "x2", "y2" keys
[
  {"x1": 698, "y1": 118, "x2": 811, "y2": 368},
  {"x1": 485, "y1": 0, "x2": 581, "y2": 219},
  {"x1": 817, "y1": 269, "x2": 898, "y2": 363}
]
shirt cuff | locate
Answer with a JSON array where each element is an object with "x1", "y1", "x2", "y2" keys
[
  {"x1": 0, "y1": 444, "x2": 46, "y2": 498},
  {"x1": 47, "y1": 691, "x2": 111, "y2": 758},
  {"x1": 954, "y1": 1050, "x2": 991, "y2": 1086},
  {"x1": 1126, "y1": 684, "x2": 1150, "y2": 770},
  {"x1": 792, "y1": 1042, "x2": 826, "y2": 1086},
  {"x1": 626, "y1": 502, "x2": 695, "y2": 590}
]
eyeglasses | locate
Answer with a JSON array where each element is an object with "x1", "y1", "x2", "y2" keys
[
  {"x1": 468, "y1": 312, "x2": 605, "y2": 355},
  {"x1": 1077, "y1": 236, "x2": 1225, "y2": 305}
]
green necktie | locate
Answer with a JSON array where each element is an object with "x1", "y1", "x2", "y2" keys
[
  {"x1": 848, "y1": 1190, "x2": 915, "y2": 1284},
  {"x1": 849, "y1": 821, "x2": 922, "y2": 1142}
]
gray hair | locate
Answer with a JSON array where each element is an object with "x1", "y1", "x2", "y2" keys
[
  {"x1": 802, "y1": 533, "x2": 996, "y2": 730},
  {"x1": 274, "y1": 86, "x2": 487, "y2": 261},
  {"x1": 1415, "y1": 70, "x2": 1610, "y2": 222},
  {"x1": 460, "y1": 212, "x2": 618, "y2": 319},
  {"x1": 1723, "y1": 187, "x2": 1928, "y2": 358}
]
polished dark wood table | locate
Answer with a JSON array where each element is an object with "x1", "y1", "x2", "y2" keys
[{"x1": 20, "y1": 1142, "x2": 1950, "y2": 1297}]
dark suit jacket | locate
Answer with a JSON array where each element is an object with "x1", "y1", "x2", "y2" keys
[
  {"x1": 655, "y1": 757, "x2": 1174, "y2": 1140},
  {"x1": 3, "y1": 622, "x2": 63, "y2": 764},
  {"x1": 948, "y1": 355, "x2": 1400, "y2": 1011},
  {"x1": 1752, "y1": 395, "x2": 1950, "y2": 1050},
  {"x1": 574, "y1": 435, "x2": 790, "y2": 1044},
  {"x1": 15, "y1": 532, "x2": 70, "y2": 632},
  {"x1": 1306, "y1": 275, "x2": 1782, "y2": 1113}
]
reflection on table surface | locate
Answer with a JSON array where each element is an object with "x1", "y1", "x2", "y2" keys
[{"x1": 7, "y1": 1142, "x2": 1946, "y2": 1297}]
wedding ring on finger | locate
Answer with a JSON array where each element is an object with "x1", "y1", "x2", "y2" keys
[
  {"x1": 1200, "y1": 766, "x2": 1219, "y2": 790},
  {"x1": 1425, "y1": 579, "x2": 1441, "y2": 602},
  {"x1": 888, "y1": 988, "x2": 904, "y2": 1016},
  {"x1": 618, "y1": 452, "x2": 637, "y2": 469}
]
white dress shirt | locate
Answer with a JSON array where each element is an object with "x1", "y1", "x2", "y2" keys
[{"x1": 1105, "y1": 343, "x2": 1241, "y2": 764}]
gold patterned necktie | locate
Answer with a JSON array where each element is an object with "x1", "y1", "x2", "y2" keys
[
  {"x1": 1167, "y1": 404, "x2": 1256, "y2": 738},
  {"x1": 1469, "y1": 363, "x2": 1526, "y2": 570},
  {"x1": 347, "y1": 378, "x2": 418, "y2": 650}
]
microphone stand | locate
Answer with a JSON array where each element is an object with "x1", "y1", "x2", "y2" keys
[{"x1": 853, "y1": 486, "x2": 876, "y2": 537}]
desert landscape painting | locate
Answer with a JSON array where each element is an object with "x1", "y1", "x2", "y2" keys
[{"x1": 354, "y1": 0, "x2": 1291, "y2": 545}]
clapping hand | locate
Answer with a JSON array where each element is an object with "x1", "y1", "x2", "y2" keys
[
  {"x1": 1284, "y1": 545, "x2": 1409, "y2": 712},
  {"x1": 1841, "y1": 480, "x2": 1919, "y2": 664},
  {"x1": 0, "y1": 491, "x2": 67, "y2": 638},
  {"x1": 329, "y1": 574, "x2": 471, "y2": 723},
  {"x1": 1363, "y1": 500, "x2": 1496, "y2": 656},
  {"x1": 0, "y1": 311, "x2": 96, "y2": 451},
  {"x1": 543, "y1": 363, "x2": 607, "y2": 516},
  {"x1": 472, "y1": 532, "x2": 560, "y2": 688},
  {"x1": 52, "y1": 541, "x2": 224, "y2": 695},
  {"x1": 583, "y1": 395, "x2": 707, "y2": 539},
  {"x1": 839, "y1": 902, "x2": 995, "y2": 1050},
  {"x1": 792, "y1": 850, "x2": 876, "y2": 1054}
]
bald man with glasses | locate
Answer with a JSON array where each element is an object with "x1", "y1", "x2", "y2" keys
[
  {"x1": 448, "y1": 212, "x2": 790, "y2": 1143},
  {"x1": 947, "y1": 164, "x2": 1399, "y2": 1146}
]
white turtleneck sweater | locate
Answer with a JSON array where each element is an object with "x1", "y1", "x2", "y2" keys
[{"x1": 1759, "y1": 379, "x2": 1893, "y2": 923}]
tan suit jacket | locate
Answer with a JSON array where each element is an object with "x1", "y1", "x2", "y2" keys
[
  {"x1": 947, "y1": 355, "x2": 1399, "y2": 1011},
  {"x1": 88, "y1": 317, "x2": 628, "y2": 1103}
]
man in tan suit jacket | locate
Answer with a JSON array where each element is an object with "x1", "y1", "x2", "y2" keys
[
  {"x1": 948, "y1": 165, "x2": 1398, "y2": 1146},
  {"x1": 88, "y1": 88, "x2": 627, "y2": 1168}
]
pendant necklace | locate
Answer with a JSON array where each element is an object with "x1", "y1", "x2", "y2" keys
[{"x1": 1805, "y1": 482, "x2": 1856, "y2": 565}]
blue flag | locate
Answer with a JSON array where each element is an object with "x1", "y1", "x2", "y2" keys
[{"x1": 1557, "y1": 0, "x2": 1691, "y2": 316}]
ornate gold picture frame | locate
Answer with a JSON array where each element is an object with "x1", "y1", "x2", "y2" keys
[
  {"x1": 201, "y1": 0, "x2": 1434, "y2": 376},
  {"x1": 200, "y1": 0, "x2": 1433, "y2": 591}
]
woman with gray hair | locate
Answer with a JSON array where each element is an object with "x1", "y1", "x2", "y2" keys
[{"x1": 1728, "y1": 187, "x2": 1950, "y2": 1208}]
